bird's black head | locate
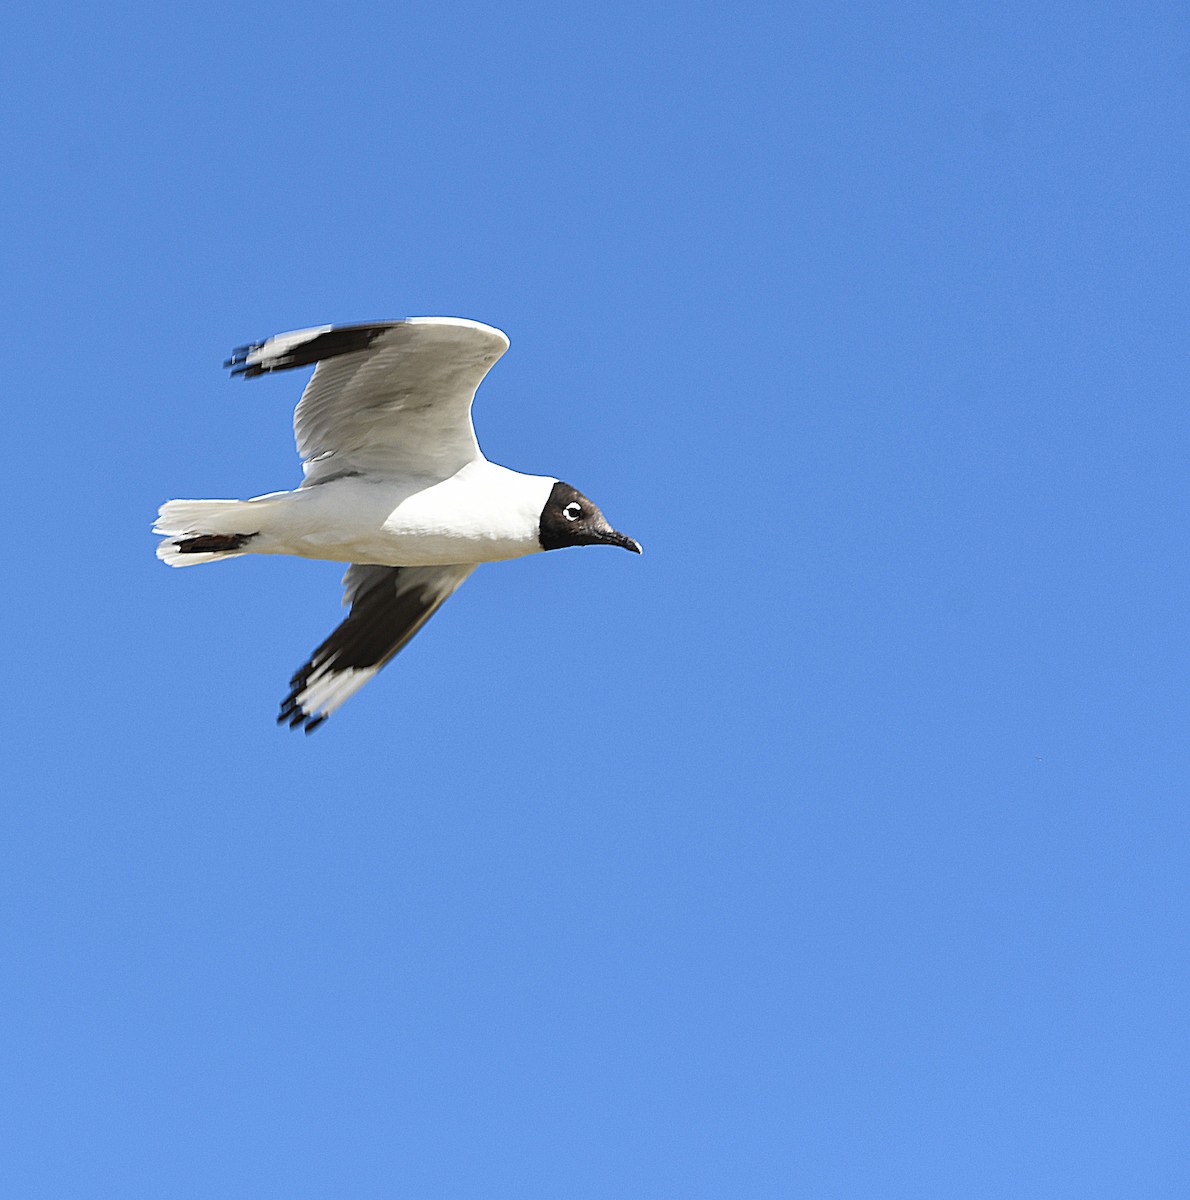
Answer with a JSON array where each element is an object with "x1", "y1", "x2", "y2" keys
[{"x1": 538, "y1": 481, "x2": 642, "y2": 554}]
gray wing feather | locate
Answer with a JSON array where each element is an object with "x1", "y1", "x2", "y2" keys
[
  {"x1": 227, "y1": 317, "x2": 510, "y2": 483},
  {"x1": 296, "y1": 319, "x2": 508, "y2": 482}
]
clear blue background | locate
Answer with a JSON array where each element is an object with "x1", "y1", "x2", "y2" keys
[{"x1": 3, "y1": 2, "x2": 1188, "y2": 1195}]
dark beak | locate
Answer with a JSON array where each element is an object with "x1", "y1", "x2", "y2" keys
[{"x1": 601, "y1": 529, "x2": 643, "y2": 554}]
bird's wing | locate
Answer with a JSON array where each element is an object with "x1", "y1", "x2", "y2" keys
[
  {"x1": 279, "y1": 562, "x2": 476, "y2": 732},
  {"x1": 226, "y1": 318, "x2": 510, "y2": 483}
]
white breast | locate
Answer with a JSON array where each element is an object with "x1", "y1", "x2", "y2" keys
[{"x1": 268, "y1": 460, "x2": 556, "y2": 567}]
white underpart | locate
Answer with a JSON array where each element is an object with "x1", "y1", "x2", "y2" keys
[{"x1": 157, "y1": 462, "x2": 555, "y2": 568}]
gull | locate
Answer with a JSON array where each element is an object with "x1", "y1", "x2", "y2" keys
[{"x1": 154, "y1": 318, "x2": 641, "y2": 732}]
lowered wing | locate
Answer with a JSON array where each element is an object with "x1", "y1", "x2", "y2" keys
[{"x1": 279, "y1": 562, "x2": 476, "y2": 732}]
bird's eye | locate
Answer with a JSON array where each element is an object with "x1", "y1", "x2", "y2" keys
[{"x1": 563, "y1": 502, "x2": 582, "y2": 521}]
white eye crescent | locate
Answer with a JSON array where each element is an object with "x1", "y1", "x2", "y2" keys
[{"x1": 563, "y1": 502, "x2": 582, "y2": 521}]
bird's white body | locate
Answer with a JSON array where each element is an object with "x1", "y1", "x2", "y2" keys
[
  {"x1": 154, "y1": 317, "x2": 638, "y2": 729},
  {"x1": 162, "y1": 461, "x2": 557, "y2": 568}
]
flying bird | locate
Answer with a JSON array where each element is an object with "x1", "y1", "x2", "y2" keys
[{"x1": 154, "y1": 318, "x2": 641, "y2": 731}]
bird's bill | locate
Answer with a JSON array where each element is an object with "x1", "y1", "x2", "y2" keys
[{"x1": 599, "y1": 529, "x2": 643, "y2": 554}]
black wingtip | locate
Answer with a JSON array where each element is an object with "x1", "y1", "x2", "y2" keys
[
  {"x1": 224, "y1": 341, "x2": 266, "y2": 376},
  {"x1": 277, "y1": 690, "x2": 327, "y2": 733},
  {"x1": 224, "y1": 324, "x2": 392, "y2": 381}
]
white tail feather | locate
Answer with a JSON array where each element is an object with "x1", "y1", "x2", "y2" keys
[
  {"x1": 154, "y1": 497, "x2": 277, "y2": 568},
  {"x1": 156, "y1": 541, "x2": 246, "y2": 567}
]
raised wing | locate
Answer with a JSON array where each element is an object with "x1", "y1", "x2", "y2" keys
[
  {"x1": 279, "y1": 562, "x2": 476, "y2": 732},
  {"x1": 226, "y1": 318, "x2": 510, "y2": 483}
]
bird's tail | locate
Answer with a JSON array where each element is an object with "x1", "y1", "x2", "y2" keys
[{"x1": 154, "y1": 497, "x2": 277, "y2": 567}]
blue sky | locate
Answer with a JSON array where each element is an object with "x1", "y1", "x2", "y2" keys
[{"x1": 3, "y1": 1, "x2": 1188, "y2": 1195}]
